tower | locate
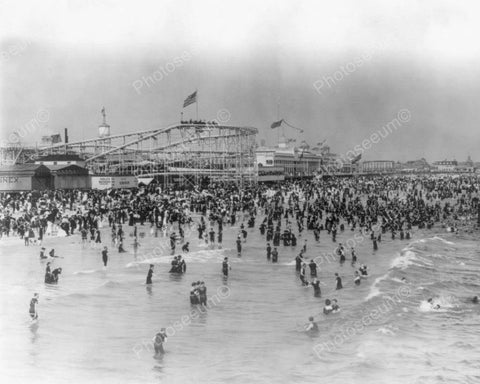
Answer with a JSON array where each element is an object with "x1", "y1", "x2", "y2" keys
[
  {"x1": 98, "y1": 107, "x2": 111, "y2": 157},
  {"x1": 98, "y1": 107, "x2": 111, "y2": 138}
]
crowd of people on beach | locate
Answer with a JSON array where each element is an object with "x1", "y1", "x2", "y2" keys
[{"x1": 1, "y1": 175, "x2": 480, "y2": 349}]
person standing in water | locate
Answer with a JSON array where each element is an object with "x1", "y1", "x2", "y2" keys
[
  {"x1": 310, "y1": 277, "x2": 321, "y2": 297},
  {"x1": 271, "y1": 247, "x2": 279, "y2": 263},
  {"x1": 299, "y1": 262, "x2": 308, "y2": 286},
  {"x1": 198, "y1": 281, "x2": 207, "y2": 306},
  {"x1": 146, "y1": 264, "x2": 154, "y2": 285},
  {"x1": 153, "y1": 329, "x2": 167, "y2": 356},
  {"x1": 309, "y1": 259, "x2": 318, "y2": 277},
  {"x1": 236, "y1": 236, "x2": 242, "y2": 256},
  {"x1": 29, "y1": 293, "x2": 39, "y2": 320},
  {"x1": 222, "y1": 257, "x2": 230, "y2": 277},
  {"x1": 351, "y1": 247, "x2": 357, "y2": 266},
  {"x1": 335, "y1": 273, "x2": 343, "y2": 290},
  {"x1": 44, "y1": 262, "x2": 52, "y2": 283},
  {"x1": 101, "y1": 246, "x2": 108, "y2": 267}
]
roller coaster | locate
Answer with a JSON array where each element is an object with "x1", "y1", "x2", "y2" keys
[{"x1": 1, "y1": 121, "x2": 259, "y2": 186}]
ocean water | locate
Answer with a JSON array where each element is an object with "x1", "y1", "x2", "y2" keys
[{"x1": 1, "y1": 216, "x2": 479, "y2": 384}]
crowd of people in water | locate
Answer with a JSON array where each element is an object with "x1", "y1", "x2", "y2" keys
[{"x1": 1, "y1": 175, "x2": 480, "y2": 349}]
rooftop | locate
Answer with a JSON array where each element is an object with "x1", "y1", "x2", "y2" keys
[{"x1": 36, "y1": 154, "x2": 85, "y2": 162}]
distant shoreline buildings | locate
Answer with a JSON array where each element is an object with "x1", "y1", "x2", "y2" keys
[{"x1": 0, "y1": 112, "x2": 479, "y2": 191}]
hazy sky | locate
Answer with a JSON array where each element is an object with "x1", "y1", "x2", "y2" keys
[{"x1": 1, "y1": 0, "x2": 480, "y2": 162}]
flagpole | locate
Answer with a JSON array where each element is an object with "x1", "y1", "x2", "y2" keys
[{"x1": 277, "y1": 98, "x2": 280, "y2": 146}]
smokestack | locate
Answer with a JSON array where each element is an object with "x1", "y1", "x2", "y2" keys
[{"x1": 64, "y1": 128, "x2": 68, "y2": 144}]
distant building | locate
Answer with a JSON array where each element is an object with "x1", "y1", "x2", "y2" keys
[
  {"x1": 339, "y1": 162, "x2": 359, "y2": 174},
  {"x1": 0, "y1": 164, "x2": 53, "y2": 191},
  {"x1": 361, "y1": 160, "x2": 395, "y2": 173},
  {"x1": 457, "y1": 156, "x2": 475, "y2": 173},
  {"x1": 319, "y1": 146, "x2": 339, "y2": 170},
  {"x1": 433, "y1": 160, "x2": 458, "y2": 172},
  {"x1": 397, "y1": 158, "x2": 431, "y2": 172},
  {"x1": 255, "y1": 142, "x2": 322, "y2": 180},
  {"x1": 34, "y1": 154, "x2": 86, "y2": 168}
]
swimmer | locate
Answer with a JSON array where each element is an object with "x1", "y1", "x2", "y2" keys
[
  {"x1": 427, "y1": 298, "x2": 441, "y2": 310},
  {"x1": 153, "y1": 328, "x2": 167, "y2": 355},
  {"x1": 48, "y1": 249, "x2": 61, "y2": 258},
  {"x1": 354, "y1": 271, "x2": 361, "y2": 286},
  {"x1": 359, "y1": 264, "x2": 368, "y2": 277},
  {"x1": 471, "y1": 296, "x2": 478, "y2": 304},
  {"x1": 323, "y1": 299, "x2": 333, "y2": 315},
  {"x1": 331, "y1": 299, "x2": 340, "y2": 312},
  {"x1": 29, "y1": 293, "x2": 39, "y2": 320},
  {"x1": 305, "y1": 316, "x2": 319, "y2": 332}
]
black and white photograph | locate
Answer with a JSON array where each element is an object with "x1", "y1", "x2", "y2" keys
[{"x1": 1, "y1": 1, "x2": 480, "y2": 383}]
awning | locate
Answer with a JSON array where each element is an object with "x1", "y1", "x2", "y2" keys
[{"x1": 138, "y1": 178, "x2": 154, "y2": 186}]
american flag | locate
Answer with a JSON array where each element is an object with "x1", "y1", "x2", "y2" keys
[{"x1": 183, "y1": 91, "x2": 197, "y2": 108}]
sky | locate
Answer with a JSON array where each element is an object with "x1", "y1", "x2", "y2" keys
[{"x1": 1, "y1": 0, "x2": 480, "y2": 162}]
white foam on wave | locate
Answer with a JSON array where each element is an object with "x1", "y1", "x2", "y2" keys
[
  {"x1": 365, "y1": 272, "x2": 390, "y2": 301},
  {"x1": 125, "y1": 248, "x2": 228, "y2": 268},
  {"x1": 390, "y1": 250, "x2": 419, "y2": 270},
  {"x1": 73, "y1": 269, "x2": 101, "y2": 275},
  {"x1": 418, "y1": 295, "x2": 459, "y2": 313},
  {"x1": 377, "y1": 327, "x2": 395, "y2": 336},
  {"x1": 431, "y1": 236, "x2": 455, "y2": 245},
  {"x1": 98, "y1": 280, "x2": 121, "y2": 288}
]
